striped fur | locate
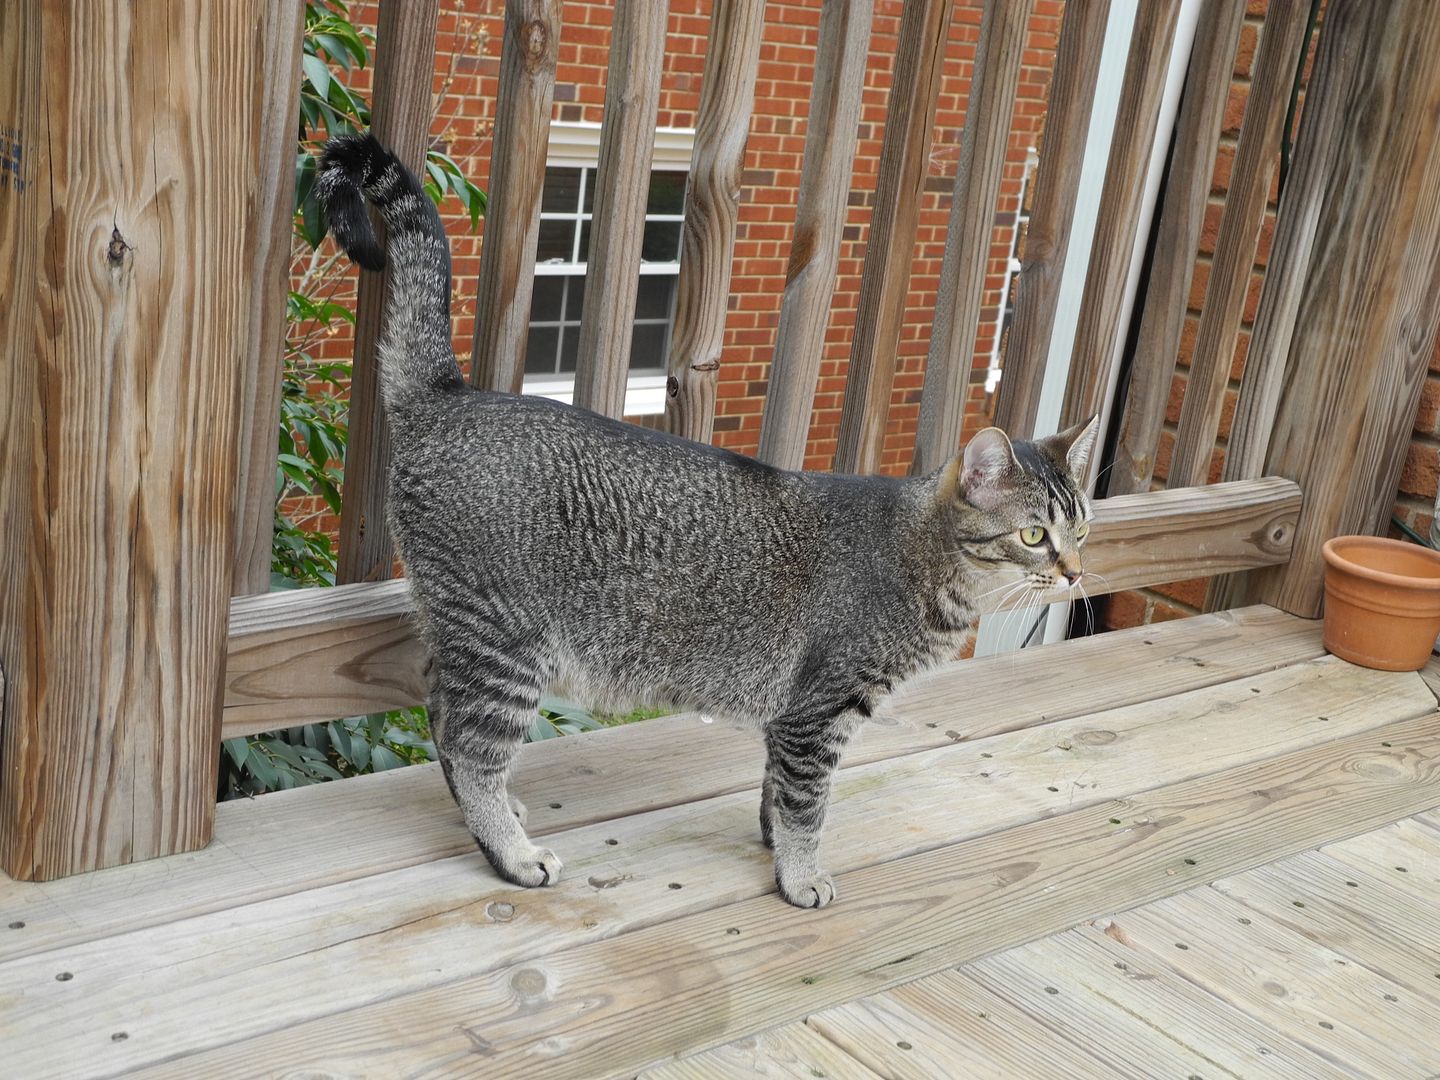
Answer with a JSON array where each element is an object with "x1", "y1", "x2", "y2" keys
[{"x1": 318, "y1": 134, "x2": 1098, "y2": 909}]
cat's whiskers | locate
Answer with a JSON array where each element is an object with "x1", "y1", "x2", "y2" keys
[
  {"x1": 973, "y1": 577, "x2": 1031, "y2": 605},
  {"x1": 1076, "y1": 578, "x2": 1096, "y2": 632}
]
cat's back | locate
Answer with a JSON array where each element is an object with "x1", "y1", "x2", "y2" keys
[{"x1": 388, "y1": 388, "x2": 830, "y2": 581}]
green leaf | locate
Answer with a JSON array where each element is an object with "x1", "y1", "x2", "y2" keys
[
  {"x1": 328, "y1": 720, "x2": 353, "y2": 763},
  {"x1": 371, "y1": 745, "x2": 406, "y2": 772},
  {"x1": 301, "y1": 54, "x2": 332, "y2": 107},
  {"x1": 313, "y1": 33, "x2": 353, "y2": 71},
  {"x1": 222, "y1": 738, "x2": 250, "y2": 772},
  {"x1": 246, "y1": 748, "x2": 281, "y2": 789}
]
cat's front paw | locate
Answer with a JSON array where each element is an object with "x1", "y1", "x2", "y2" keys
[
  {"x1": 777, "y1": 870, "x2": 836, "y2": 909},
  {"x1": 491, "y1": 843, "x2": 563, "y2": 888}
]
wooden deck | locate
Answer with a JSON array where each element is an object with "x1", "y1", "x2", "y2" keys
[{"x1": 2, "y1": 605, "x2": 1438, "y2": 1078}]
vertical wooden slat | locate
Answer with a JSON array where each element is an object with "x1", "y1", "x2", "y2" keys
[
  {"x1": 662, "y1": 0, "x2": 765, "y2": 444},
  {"x1": 233, "y1": 0, "x2": 308, "y2": 595},
  {"x1": 470, "y1": 0, "x2": 562, "y2": 394},
  {"x1": 990, "y1": 0, "x2": 1112, "y2": 439},
  {"x1": 1166, "y1": 3, "x2": 1311, "y2": 490},
  {"x1": 1058, "y1": 0, "x2": 1184, "y2": 448},
  {"x1": 572, "y1": 0, "x2": 670, "y2": 419},
  {"x1": 336, "y1": 0, "x2": 441, "y2": 585},
  {"x1": 0, "y1": 0, "x2": 263, "y2": 879},
  {"x1": 911, "y1": 0, "x2": 1034, "y2": 475},
  {"x1": 0, "y1": 0, "x2": 43, "y2": 875},
  {"x1": 756, "y1": 0, "x2": 874, "y2": 470},
  {"x1": 1232, "y1": 0, "x2": 1440, "y2": 618},
  {"x1": 1107, "y1": 0, "x2": 1246, "y2": 497},
  {"x1": 832, "y1": 0, "x2": 954, "y2": 475}
]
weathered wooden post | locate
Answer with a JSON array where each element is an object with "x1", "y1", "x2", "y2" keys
[
  {"x1": 0, "y1": 1, "x2": 266, "y2": 879},
  {"x1": 1219, "y1": 0, "x2": 1440, "y2": 617}
]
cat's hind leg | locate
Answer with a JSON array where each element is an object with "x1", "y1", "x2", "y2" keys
[
  {"x1": 430, "y1": 641, "x2": 560, "y2": 888},
  {"x1": 763, "y1": 707, "x2": 858, "y2": 909}
]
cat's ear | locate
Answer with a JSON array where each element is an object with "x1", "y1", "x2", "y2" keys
[
  {"x1": 1043, "y1": 415, "x2": 1100, "y2": 483},
  {"x1": 941, "y1": 427, "x2": 1020, "y2": 509}
]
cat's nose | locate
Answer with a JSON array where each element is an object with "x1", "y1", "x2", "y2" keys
[{"x1": 1062, "y1": 569, "x2": 1082, "y2": 586}]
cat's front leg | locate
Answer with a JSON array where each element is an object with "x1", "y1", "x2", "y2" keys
[
  {"x1": 763, "y1": 711, "x2": 855, "y2": 909},
  {"x1": 430, "y1": 642, "x2": 563, "y2": 889}
]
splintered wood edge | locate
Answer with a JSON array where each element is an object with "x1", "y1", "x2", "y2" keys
[{"x1": 223, "y1": 477, "x2": 1302, "y2": 733}]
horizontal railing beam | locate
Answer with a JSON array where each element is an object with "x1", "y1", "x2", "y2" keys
[{"x1": 223, "y1": 478, "x2": 1301, "y2": 738}]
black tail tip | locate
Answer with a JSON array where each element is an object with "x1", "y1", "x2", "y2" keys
[
  {"x1": 319, "y1": 132, "x2": 388, "y2": 181},
  {"x1": 317, "y1": 133, "x2": 389, "y2": 272}
]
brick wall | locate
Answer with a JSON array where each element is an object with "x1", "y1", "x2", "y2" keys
[{"x1": 301, "y1": 0, "x2": 1061, "y2": 473}]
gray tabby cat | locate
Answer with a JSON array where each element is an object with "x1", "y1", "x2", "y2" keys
[{"x1": 317, "y1": 134, "x2": 1098, "y2": 909}]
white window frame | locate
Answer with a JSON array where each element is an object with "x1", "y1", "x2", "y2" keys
[{"x1": 524, "y1": 122, "x2": 696, "y2": 416}]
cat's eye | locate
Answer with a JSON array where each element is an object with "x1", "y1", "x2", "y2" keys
[
  {"x1": 1075, "y1": 522, "x2": 1090, "y2": 541},
  {"x1": 1020, "y1": 526, "x2": 1047, "y2": 547}
]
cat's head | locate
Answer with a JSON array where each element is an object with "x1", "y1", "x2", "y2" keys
[{"x1": 938, "y1": 417, "x2": 1100, "y2": 592}]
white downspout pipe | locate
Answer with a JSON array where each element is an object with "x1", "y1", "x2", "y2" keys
[{"x1": 976, "y1": 0, "x2": 1202, "y2": 656}]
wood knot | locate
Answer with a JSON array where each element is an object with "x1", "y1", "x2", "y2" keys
[
  {"x1": 521, "y1": 20, "x2": 549, "y2": 69},
  {"x1": 510, "y1": 967, "x2": 548, "y2": 998},
  {"x1": 690, "y1": 359, "x2": 721, "y2": 373},
  {"x1": 666, "y1": 375, "x2": 680, "y2": 397},
  {"x1": 106, "y1": 226, "x2": 132, "y2": 267}
]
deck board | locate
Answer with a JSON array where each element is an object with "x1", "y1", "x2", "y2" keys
[
  {"x1": 639, "y1": 1022, "x2": 883, "y2": 1080},
  {"x1": 968, "y1": 926, "x2": 1349, "y2": 1080},
  {"x1": 1, "y1": 657, "x2": 1426, "y2": 1075},
  {"x1": 806, "y1": 970, "x2": 1121, "y2": 1079},
  {"x1": 1100, "y1": 890, "x2": 1440, "y2": 1076},
  {"x1": 2, "y1": 610, "x2": 1438, "y2": 1079},
  {"x1": 0, "y1": 605, "x2": 1325, "y2": 962},
  {"x1": 128, "y1": 708, "x2": 1440, "y2": 1079},
  {"x1": 1213, "y1": 851, "x2": 1440, "y2": 998}
]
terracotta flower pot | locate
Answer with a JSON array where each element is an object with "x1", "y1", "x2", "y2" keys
[{"x1": 1321, "y1": 536, "x2": 1440, "y2": 672}]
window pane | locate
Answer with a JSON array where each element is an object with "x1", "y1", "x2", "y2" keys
[
  {"x1": 582, "y1": 167, "x2": 597, "y2": 214},
  {"x1": 629, "y1": 322, "x2": 667, "y2": 372},
  {"x1": 565, "y1": 275, "x2": 585, "y2": 322},
  {"x1": 648, "y1": 170, "x2": 687, "y2": 215},
  {"x1": 578, "y1": 220, "x2": 592, "y2": 263},
  {"x1": 541, "y1": 167, "x2": 581, "y2": 213},
  {"x1": 525, "y1": 326, "x2": 559, "y2": 375},
  {"x1": 634, "y1": 275, "x2": 675, "y2": 320},
  {"x1": 530, "y1": 275, "x2": 564, "y2": 323},
  {"x1": 641, "y1": 220, "x2": 682, "y2": 262},
  {"x1": 536, "y1": 219, "x2": 576, "y2": 263},
  {"x1": 559, "y1": 327, "x2": 579, "y2": 373}
]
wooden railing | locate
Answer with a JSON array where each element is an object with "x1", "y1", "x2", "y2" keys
[
  {"x1": 5, "y1": 0, "x2": 1439, "y2": 881},
  {"x1": 222, "y1": 476, "x2": 1302, "y2": 738}
]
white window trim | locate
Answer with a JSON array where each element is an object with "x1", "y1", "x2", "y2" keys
[
  {"x1": 544, "y1": 120, "x2": 697, "y2": 170},
  {"x1": 523, "y1": 123, "x2": 696, "y2": 416},
  {"x1": 527, "y1": 373, "x2": 670, "y2": 415}
]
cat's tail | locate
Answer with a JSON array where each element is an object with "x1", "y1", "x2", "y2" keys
[{"x1": 316, "y1": 133, "x2": 464, "y2": 402}]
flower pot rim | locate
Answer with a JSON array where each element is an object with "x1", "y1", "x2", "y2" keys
[{"x1": 1322, "y1": 535, "x2": 1440, "y2": 592}]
